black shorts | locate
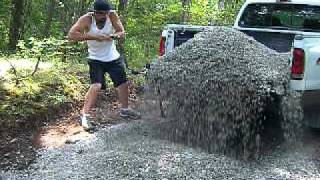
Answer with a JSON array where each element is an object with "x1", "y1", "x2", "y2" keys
[{"x1": 88, "y1": 57, "x2": 128, "y2": 88}]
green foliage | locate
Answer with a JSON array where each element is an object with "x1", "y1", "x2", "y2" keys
[
  {"x1": 213, "y1": 1, "x2": 245, "y2": 26},
  {"x1": 188, "y1": 0, "x2": 211, "y2": 25},
  {"x1": 124, "y1": 36, "x2": 158, "y2": 69},
  {"x1": 0, "y1": 0, "x2": 11, "y2": 51},
  {"x1": 128, "y1": 74, "x2": 146, "y2": 88},
  {"x1": 123, "y1": 0, "x2": 183, "y2": 68},
  {"x1": 16, "y1": 37, "x2": 88, "y2": 63},
  {"x1": 17, "y1": 37, "x2": 66, "y2": 59},
  {"x1": 0, "y1": 59, "x2": 88, "y2": 126},
  {"x1": 185, "y1": 0, "x2": 245, "y2": 26}
]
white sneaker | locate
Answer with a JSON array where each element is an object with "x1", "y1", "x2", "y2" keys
[
  {"x1": 120, "y1": 108, "x2": 141, "y2": 120},
  {"x1": 80, "y1": 114, "x2": 92, "y2": 130}
]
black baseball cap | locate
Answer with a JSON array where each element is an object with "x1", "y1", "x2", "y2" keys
[{"x1": 93, "y1": 0, "x2": 112, "y2": 11}]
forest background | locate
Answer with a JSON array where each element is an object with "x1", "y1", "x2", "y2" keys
[{"x1": 0, "y1": 0, "x2": 244, "y2": 129}]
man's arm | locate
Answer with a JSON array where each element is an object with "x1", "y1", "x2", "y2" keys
[
  {"x1": 68, "y1": 14, "x2": 104, "y2": 42},
  {"x1": 109, "y1": 11, "x2": 125, "y2": 39}
]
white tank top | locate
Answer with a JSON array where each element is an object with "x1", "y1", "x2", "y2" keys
[{"x1": 86, "y1": 15, "x2": 120, "y2": 62}]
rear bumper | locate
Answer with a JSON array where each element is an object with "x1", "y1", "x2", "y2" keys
[{"x1": 290, "y1": 79, "x2": 305, "y2": 91}]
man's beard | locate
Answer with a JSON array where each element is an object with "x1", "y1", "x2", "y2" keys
[{"x1": 97, "y1": 18, "x2": 106, "y2": 23}]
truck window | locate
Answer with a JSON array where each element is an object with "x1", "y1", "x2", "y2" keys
[
  {"x1": 174, "y1": 30, "x2": 200, "y2": 48},
  {"x1": 239, "y1": 3, "x2": 320, "y2": 32}
]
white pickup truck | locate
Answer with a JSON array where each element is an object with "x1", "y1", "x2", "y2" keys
[{"x1": 159, "y1": 0, "x2": 320, "y2": 127}]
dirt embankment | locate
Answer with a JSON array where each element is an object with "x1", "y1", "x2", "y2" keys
[{"x1": 0, "y1": 84, "x2": 141, "y2": 171}]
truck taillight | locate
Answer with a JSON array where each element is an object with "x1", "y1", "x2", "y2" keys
[
  {"x1": 291, "y1": 48, "x2": 305, "y2": 80},
  {"x1": 159, "y1": 36, "x2": 166, "y2": 56}
]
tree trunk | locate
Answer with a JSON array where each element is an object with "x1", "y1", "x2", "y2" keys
[
  {"x1": 20, "y1": 0, "x2": 30, "y2": 40},
  {"x1": 60, "y1": 2, "x2": 73, "y2": 36},
  {"x1": 44, "y1": 0, "x2": 55, "y2": 37},
  {"x1": 117, "y1": 0, "x2": 128, "y2": 64},
  {"x1": 8, "y1": 0, "x2": 25, "y2": 51},
  {"x1": 181, "y1": 0, "x2": 191, "y2": 23}
]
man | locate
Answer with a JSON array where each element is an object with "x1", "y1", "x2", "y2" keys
[{"x1": 68, "y1": 0, "x2": 140, "y2": 130}]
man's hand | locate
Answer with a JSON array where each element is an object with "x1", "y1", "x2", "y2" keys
[
  {"x1": 92, "y1": 34, "x2": 113, "y2": 42},
  {"x1": 110, "y1": 34, "x2": 121, "y2": 40}
]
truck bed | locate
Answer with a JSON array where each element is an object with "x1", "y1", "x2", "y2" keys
[{"x1": 241, "y1": 30, "x2": 295, "y2": 53}]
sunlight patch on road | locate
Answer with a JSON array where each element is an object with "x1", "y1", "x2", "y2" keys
[
  {"x1": 33, "y1": 121, "x2": 96, "y2": 148},
  {"x1": 0, "y1": 58, "x2": 53, "y2": 77}
]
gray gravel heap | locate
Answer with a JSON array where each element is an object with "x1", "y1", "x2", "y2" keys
[
  {"x1": 1, "y1": 121, "x2": 319, "y2": 179},
  {"x1": 146, "y1": 26, "x2": 303, "y2": 156}
]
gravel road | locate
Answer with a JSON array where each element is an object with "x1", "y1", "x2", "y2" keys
[{"x1": 1, "y1": 119, "x2": 319, "y2": 180}]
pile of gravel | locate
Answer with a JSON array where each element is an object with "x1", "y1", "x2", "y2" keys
[
  {"x1": 145, "y1": 26, "x2": 303, "y2": 157},
  {"x1": 2, "y1": 121, "x2": 319, "y2": 179}
]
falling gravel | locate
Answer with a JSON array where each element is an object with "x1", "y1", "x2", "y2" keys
[
  {"x1": 1, "y1": 120, "x2": 319, "y2": 179},
  {"x1": 146, "y1": 26, "x2": 303, "y2": 157}
]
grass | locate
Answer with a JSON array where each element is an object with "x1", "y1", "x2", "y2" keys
[{"x1": 0, "y1": 57, "x2": 89, "y2": 128}]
